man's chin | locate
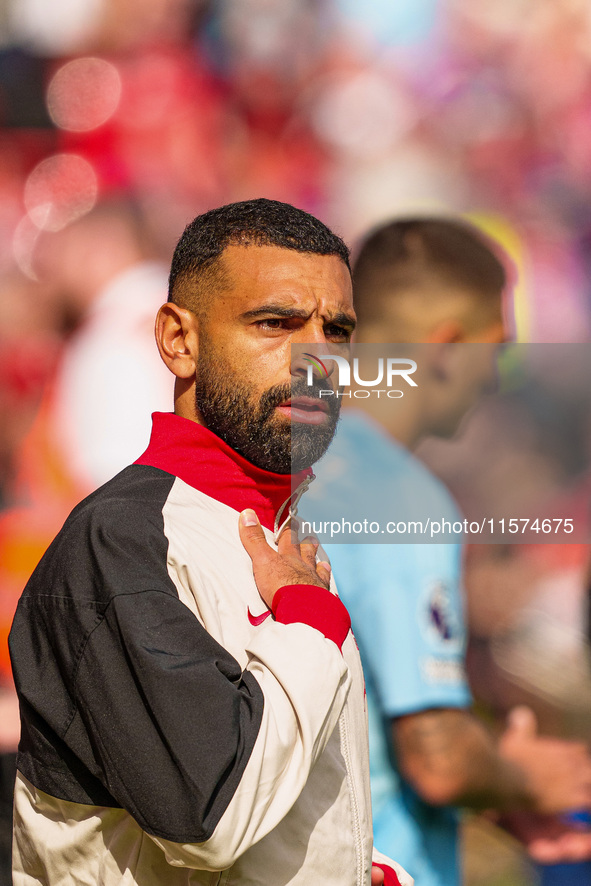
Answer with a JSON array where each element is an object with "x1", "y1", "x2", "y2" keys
[
  {"x1": 238, "y1": 428, "x2": 337, "y2": 475},
  {"x1": 200, "y1": 405, "x2": 337, "y2": 475},
  {"x1": 290, "y1": 421, "x2": 339, "y2": 473}
]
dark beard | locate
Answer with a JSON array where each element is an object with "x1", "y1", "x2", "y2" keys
[{"x1": 195, "y1": 354, "x2": 340, "y2": 474}]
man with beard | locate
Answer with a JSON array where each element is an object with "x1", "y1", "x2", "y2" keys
[{"x1": 8, "y1": 199, "x2": 410, "y2": 886}]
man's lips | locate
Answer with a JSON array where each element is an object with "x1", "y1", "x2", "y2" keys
[{"x1": 275, "y1": 396, "x2": 330, "y2": 425}]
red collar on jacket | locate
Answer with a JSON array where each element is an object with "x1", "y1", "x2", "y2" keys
[{"x1": 134, "y1": 412, "x2": 312, "y2": 532}]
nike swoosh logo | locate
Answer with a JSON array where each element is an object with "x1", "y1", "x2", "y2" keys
[{"x1": 247, "y1": 607, "x2": 272, "y2": 626}]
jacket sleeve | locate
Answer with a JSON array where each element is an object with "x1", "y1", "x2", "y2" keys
[{"x1": 72, "y1": 584, "x2": 351, "y2": 871}]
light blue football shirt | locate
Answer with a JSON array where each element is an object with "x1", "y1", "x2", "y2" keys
[{"x1": 301, "y1": 411, "x2": 472, "y2": 886}]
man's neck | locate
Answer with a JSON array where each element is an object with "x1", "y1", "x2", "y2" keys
[{"x1": 343, "y1": 381, "x2": 429, "y2": 450}]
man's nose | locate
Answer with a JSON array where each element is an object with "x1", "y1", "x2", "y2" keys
[
  {"x1": 290, "y1": 349, "x2": 336, "y2": 381},
  {"x1": 294, "y1": 320, "x2": 331, "y2": 346}
]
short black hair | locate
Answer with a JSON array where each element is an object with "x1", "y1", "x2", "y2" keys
[
  {"x1": 169, "y1": 198, "x2": 350, "y2": 309},
  {"x1": 353, "y1": 216, "x2": 507, "y2": 328}
]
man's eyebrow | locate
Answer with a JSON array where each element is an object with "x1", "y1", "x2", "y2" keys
[
  {"x1": 240, "y1": 304, "x2": 356, "y2": 329},
  {"x1": 241, "y1": 304, "x2": 310, "y2": 320},
  {"x1": 329, "y1": 311, "x2": 357, "y2": 331}
]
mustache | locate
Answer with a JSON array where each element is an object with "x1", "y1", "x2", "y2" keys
[{"x1": 260, "y1": 378, "x2": 339, "y2": 413}]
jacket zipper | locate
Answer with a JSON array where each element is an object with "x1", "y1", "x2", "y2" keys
[{"x1": 273, "y1": 473, "x2": 315, "y2": 543}]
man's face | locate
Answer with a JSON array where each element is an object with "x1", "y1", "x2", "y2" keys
[
  {"x1": 429, "y1": 340, "x2": 502, "y2": 439},
  {"x1": 420, "y1": 306, "x2": 507, "y2": 440},
  {"x1": 189, "y1": 244, "x2": 355, "y2": 473}
]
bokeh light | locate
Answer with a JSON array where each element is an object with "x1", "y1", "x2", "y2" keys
[
  {"x1": 24, "y1": 154, "x2": 98, "y2": 232},
  {"x1": 11, "y1": 215, "x2": 41, "y2": 280},
  {"x1": 311, "y1": 71, "x2": 416, "y2": 158},
  {"x1": 46, "y1": 58, "x2": 122, "y2": 132}
]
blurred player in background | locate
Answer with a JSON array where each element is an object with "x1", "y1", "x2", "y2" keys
[{"x1": 303, "y1": 217, "x2": 591, "y2": 886}]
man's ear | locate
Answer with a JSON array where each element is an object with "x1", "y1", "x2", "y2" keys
[
  {"x1": 426, "y1": 319, "x2": 465, "y2": 343},
  {"x1": 155, "y1": 303, "x2": 198, "y2": 379}
]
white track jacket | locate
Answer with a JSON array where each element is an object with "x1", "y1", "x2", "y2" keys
[{"x1": 10, "y1": 412, "x2": 411, "y2": 886}]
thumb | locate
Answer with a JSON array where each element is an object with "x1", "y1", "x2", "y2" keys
[
  {"x1": 238, "y1": 509, "x2": 273, "y2": 564},
  {"x1": 506, "y1": 705, "x2": 538, "y2": 739}
]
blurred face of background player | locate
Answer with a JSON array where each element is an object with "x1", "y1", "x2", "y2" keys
[
  {"x1": 400, "y1": 285, "x2": 505, "y2": 442},
  {"x1": 157, "y1": 242, "x2": 355, "y2": 473},
  {"x1": 350, "y1": 218, "x2": 508, "y2": 447}
]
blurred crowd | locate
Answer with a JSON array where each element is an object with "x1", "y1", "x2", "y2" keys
[
  {"x1": 4, "y1": 0, "x2": 591, "y2": 489},
  {"x1": 1, "y1": 1, "x2": 591, "y2": 884}
]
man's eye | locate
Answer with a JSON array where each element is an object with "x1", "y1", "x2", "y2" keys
[
  {"x1": 258, "y1": 318, "x2": 285, "y2": 330},
  {"x1": 325, "y1": 325, "x2": 350, "y2": 340}
]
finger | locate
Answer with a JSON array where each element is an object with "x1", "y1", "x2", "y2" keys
[
  {"x1": 371, "y1": 866, "x2": 385, "y2": 886},
  {"x1": 300, "y1": 536, "x2": 319, "y2": 569},
  {"x1": 559, "y1": 832, "x2": 591, "y2": 862},
  {"x1": 277, "y1": 520, "x2": 302, "y2": 558},
  {"x1": 528, "y1": 839, "x2": 564, "y2": 864},
  {"x1": 528, "y1": 831, "x2": 591, "y2": 864},
  {"x1": 506, "y1": 705, "x2": 538, "y2": 739},
  {"x1": 289, "y1": 518, "x2": 302, "y2": 549},
  {"x1": 239, "y1": 510, "x2": 275, "y2": 564},
  {"x1": 316, "y1": 560, "x2": 331, "y2": 588}
]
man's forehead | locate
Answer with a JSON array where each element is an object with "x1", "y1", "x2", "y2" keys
[
  {"x1": 219, "y1": 241, "x2": 350, "y2": 279},
  {"x1": 216, "y1": 242, "x2": 353, "y2": 309}
]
